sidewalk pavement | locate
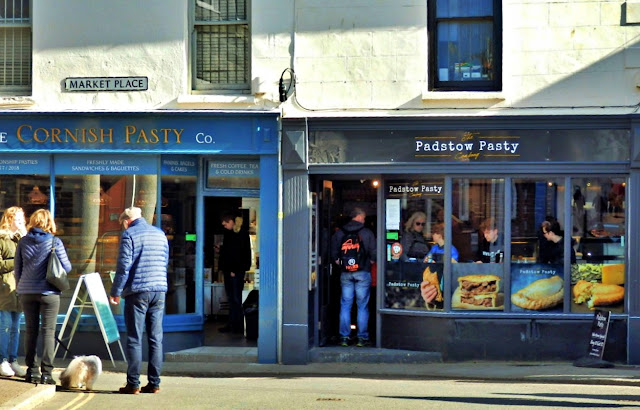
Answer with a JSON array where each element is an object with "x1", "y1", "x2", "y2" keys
[{"x1": 2, "y1": 358, "x2": 640, "y2": 409}]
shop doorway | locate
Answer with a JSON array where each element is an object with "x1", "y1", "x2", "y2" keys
[
  {"x1": 313, "y1": 179, "x2": 378, "y2": 347},
  {"x1": 203, "y1": 196, "x2": 259, "y2": 347}
]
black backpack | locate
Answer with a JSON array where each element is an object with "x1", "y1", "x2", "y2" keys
[{"x1": 339, "y1": 227, "x2": 368, "y2": 273}]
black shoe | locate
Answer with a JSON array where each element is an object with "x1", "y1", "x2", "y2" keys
[
  {"x1": 40, "y1": 375, "x2": 56, "y2": 385},
  {"x1": 356, "y1": 338, "x2": 371, "y2": 347},
  {"x1": 218, "y1": 326, "x2": 233, "y2": 333},
  {"x1": 25, "y1": 372, "x2": 39, "y2": 384},
  {"x1": 340, "y1": 337, "x2": 350, "y2": 347}
]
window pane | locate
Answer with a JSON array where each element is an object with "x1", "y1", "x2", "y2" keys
[
  {"x1": 195, "y1": 0, "x2": 247, "y2": 22},
  {"x1": 0, "y1": 0, "x2": 30, "y2": 22},
  {"x1": 437, "y1": 21, "x2": 493, "y2": 82},
  {"x1": 571, "y1": 177, "x2": 626, "y2": 313},
  {"x1": 436, "y1": 0, "x2": 492, "y2": 18},
  {"x1": 510, "y1": 179, "x2": 566, "y2": 313},
  {"x1": 384, "y1": 179, "x2": 446, "y2": 311},
  {"x1": 55, "y1": 174, "x2": 158, "y2": 315},
  {"x1": 451, "y1": 178, "x2": 504, "y2": 310},
  {"x1": 0, "y1": 27, "x2": 31, "y2": 87},
  {"x1": 196, "y1": 24, "x2": 249, "y2": 87}
]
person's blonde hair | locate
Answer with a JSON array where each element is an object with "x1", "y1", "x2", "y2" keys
[
  {"x1": 0, "y1": 206, "x2": 24, "y2": 231},
  {"x1": 27, "y1": 208, "x2": 56, "y2": 234},
  {"x1": 404, "y1": 211, "x2": 427, "y2": 233}
]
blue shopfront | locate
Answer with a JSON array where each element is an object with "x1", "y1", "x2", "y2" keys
[{"x1": 0, "y1": 111, "x2": 279, "y2": 364}]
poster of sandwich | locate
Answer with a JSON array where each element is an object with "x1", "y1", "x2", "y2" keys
[
  {"x1": 384, "y1": 261, "x2": 443, "y2": 310},
  {"x1": 451, "y1": 264, "x2": 504, "y2": 310},
  {"x1": 510, "y1": 265, "x2": 563, "y2": 312},
  {"x1": 570, "y1": 263, "x2": 625, "y2": 313}
]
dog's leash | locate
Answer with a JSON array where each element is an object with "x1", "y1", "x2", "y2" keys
[{"x1": 56, "y1": 336, "x2": 72, "y2": 355}]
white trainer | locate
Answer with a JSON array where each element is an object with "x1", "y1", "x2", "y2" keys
[
  {"x1": 0, "y1": 360, "x2": 14, "y2": 377},
  {"x1": 9, "y1": 361, "x2": 25, "y2": 377}
]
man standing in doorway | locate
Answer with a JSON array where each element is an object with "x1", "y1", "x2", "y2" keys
[
  {"x1": 110, "y1": 207, "x2": 169, "y2": 395},
  {"x1": 217, "y1": 213, "x2": 251, "y2": 334},
  {"x1": 331, "y1": 207, "x2": 376, "y2": 347}
]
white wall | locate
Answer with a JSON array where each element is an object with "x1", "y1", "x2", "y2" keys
[{"x1": 4, "y1": 0, "x2": 640, "y2": 115}]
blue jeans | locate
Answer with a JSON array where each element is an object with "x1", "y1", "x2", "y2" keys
[
  {"x1": 0, "y1": 310, "x2": 21, "y2": 362},
  {"x1": 124, "y1": 292, "x2": 165, "y2": 388},
  {"x1": 339, "y1": 271, "x2": 371, "y2": 339}
]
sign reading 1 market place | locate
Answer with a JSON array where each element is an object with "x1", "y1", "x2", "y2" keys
[{"x1": 0, "y1": 113, "x2": 277, "y2": 154}]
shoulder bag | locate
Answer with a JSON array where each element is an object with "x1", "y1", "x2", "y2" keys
[{"x1": 46, "y1": 237, "x2": 69, "y2": 291}]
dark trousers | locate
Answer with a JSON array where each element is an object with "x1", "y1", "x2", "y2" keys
[
  {"x1": 124, "y1": 291, "x2": 165, "y2": 388},
  {"x1": 21, "y1": 294, "x2": 59, "y2": 378},
  {"x1": 223, "y1": 271, "x2": 245, "y2": 332}
]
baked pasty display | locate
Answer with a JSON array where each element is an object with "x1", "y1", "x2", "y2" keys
[
  {"x1": 422, "y1": 266, "x2": 442, "y2": 302},
  {"x1": 452, "y1": 274, "x2": 503, "y2": 309},
  {"x1": 511, "y1": 276, "x2": 563, "y2": 310},
  {"x1": 573, "y1": 280, "x2": 625, "y2": 309}
]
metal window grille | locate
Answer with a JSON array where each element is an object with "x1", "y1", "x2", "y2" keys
[
  {"x1": 0, "y1": 0, "x2": 31, "y2": 90},
  {"x1": 193, "y1": 0, "x2": 249, "y2": 91}
]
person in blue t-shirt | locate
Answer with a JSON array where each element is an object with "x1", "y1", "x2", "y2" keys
[{"x1": 426, "y1": 223, "x2": 459, "y2": 263}]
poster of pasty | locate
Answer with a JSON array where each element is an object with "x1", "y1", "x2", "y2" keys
[
  {"x1": 570, "y1": 263, "x2": 624, "y2": 313},
  {"x1": 510, "y1": 264, "x2": 563, "y2": 312},
  {"x1": 451, "y1": 264, "x2": 503, "y2": 310}
]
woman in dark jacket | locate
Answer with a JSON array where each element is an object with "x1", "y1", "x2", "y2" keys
[
  {"x1": 15, "y1": 209, "x2": 71, "y2": 385},
  {"x1": 216, "y1": 214, "x2": 251, "y2": 334},
  {"x1": 400, "y1": 211, "x2": 430, "y2": 261}
]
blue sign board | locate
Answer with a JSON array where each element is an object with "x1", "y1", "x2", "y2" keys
[
  {"x1": 0, "y1": 154, "x2": 50, "y2": 174},
  {"x1": 0, "y1": 112, "x2": 278, "y2": 154},
  {"x1": 161, "y1": 155, "x2": 198, "y2": 176},
  {"x1": 208, "y1": 160, "x2": 259, "y2": 177},
  {"x1": 55, "y1": 154, "x2": 157, "y2": 175}
]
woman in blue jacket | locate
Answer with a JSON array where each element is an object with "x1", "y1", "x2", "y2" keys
[{"x1": 15, "y1": 209, "x2": 71, "y2": 385}]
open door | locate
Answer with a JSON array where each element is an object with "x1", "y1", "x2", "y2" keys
[{"x1": 313, "y1": 178, "x2": 378, "y2": 346}]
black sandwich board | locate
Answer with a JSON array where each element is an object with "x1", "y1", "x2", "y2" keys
[{"x1": 573, "y1": 309, "x2": 613, "y2": 368}]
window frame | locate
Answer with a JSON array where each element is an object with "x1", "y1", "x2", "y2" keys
[
  {"x1": 0, "y1": 0, "x2": 32, "y2": 94},
  {"x1": 190, "y1": 0, "x2": 251, "y2": 94},
  {"x1": 427, "y1": 0, "x2": 502, "y2": 92}
]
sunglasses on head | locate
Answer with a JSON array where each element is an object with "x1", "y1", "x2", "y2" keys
[{"x1": 415, "y1": 222, "x2": 426, "y2": 226}]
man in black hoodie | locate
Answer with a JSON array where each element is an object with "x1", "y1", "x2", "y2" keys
[{"x1": 330, "y1": 207, "x2": 376, "y2": 347}]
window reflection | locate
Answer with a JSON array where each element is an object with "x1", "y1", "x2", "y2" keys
[
  {"x1": 55, "y1": 174, "x2": 157, "y2": 314},
  {"x1": 571, "y1": 178, "x2": 626, "y2": 313},
  {"x1": 452, "y1": 178, "x2": 504, "y2": 311},
  {"x1": 161, "y1": 175, "x2": 196, "y2": 314}
]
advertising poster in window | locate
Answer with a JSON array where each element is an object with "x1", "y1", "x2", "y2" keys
[
  {"x1": 451, "y1": 263, "x2": 504, "y2": 310},
  {"x1": 571, "y1": 263, "x2": 625, "y2": 313},
  {"x1": 385, "y1": 261, "x2": 443, "y2": 311},
  {"x1": 510, "y1": 265, "x2": 563, "y2": 312}
]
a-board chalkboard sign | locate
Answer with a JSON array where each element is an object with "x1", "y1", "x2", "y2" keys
[
  {"x1": 55, "y1": 272, "x2": 125, "y2": 367},
  {"x1": 587, "y1": 309, "x2": 611, "y2": 359}
]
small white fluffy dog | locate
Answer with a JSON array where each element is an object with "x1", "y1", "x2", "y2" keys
[{"x1": 60, "y1": 355, "x2": 102, "y2": 390}]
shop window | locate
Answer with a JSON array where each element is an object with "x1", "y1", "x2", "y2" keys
[
  {"x1": 161, "y1": 175, "x2": 197, "y2": 314},
  {"x1": 192, "y1": 0, "x2": 250, "y2": 93},
  {"x1": 570, "y1": 177, "x2": 626, "y2": 313},
  {"x1": 384, "y1": 179, "x2": 446, "y2": 311},
  {"x1": 0, "y1": 0, "x2": 31, "y2": 93},
  {"x1": 0, "y1": 175, "x2": 49, "y2": 219},
  {"x1": 451, "y1": 178, "x2": 504, "y2": 311},
  {"x1": 54, "y1": 174, "x2": 158, "y2": 314},
  {"x1": 428, "y1": 0, "x2": 501, "y2": 91},
  {"x1": 510, "y1": 179, "x2": 566, "y2": 313}
]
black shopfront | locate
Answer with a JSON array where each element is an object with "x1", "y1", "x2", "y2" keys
[{"x1": 281, "y1": 115, "x2": 640, "y2": 364}]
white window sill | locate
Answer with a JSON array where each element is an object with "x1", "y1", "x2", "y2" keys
[
  {"x1": 177, "y1": 94, "x2": 260, "y2": 105},
  {"x1": 421, "y1": 91, "x2": 504, "y2": 102},
  {"x1": 0, "y1": 96, "x2": 35, "y2": 108}
]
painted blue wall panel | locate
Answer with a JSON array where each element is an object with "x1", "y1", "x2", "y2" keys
[{"x1": 258, "y1": 153, "x2": 279, "y2": 363}]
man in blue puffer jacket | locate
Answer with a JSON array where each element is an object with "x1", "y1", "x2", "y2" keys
[{"x1": 109, "y1": 207, "x2": 168, "y2": 395}]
